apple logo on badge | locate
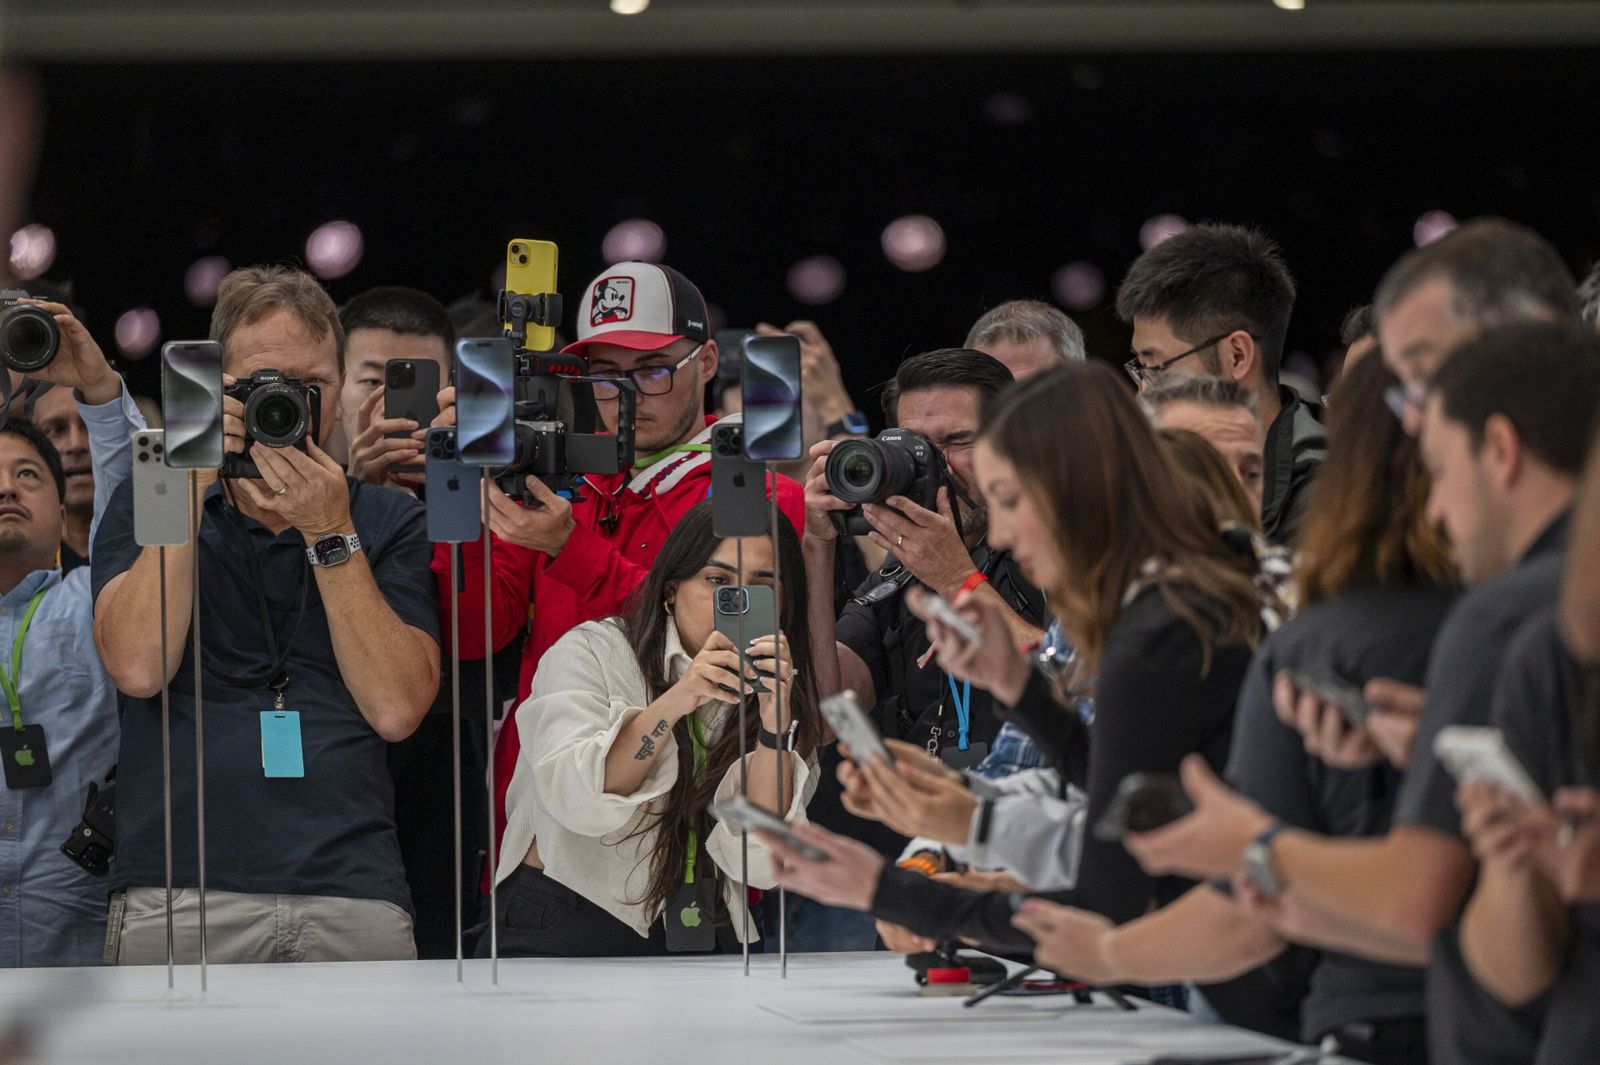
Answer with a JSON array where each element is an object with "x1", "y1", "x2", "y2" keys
[
  {"x1": 679, "y1": 903, "x2": 702, "y2": 929},
  {"x1": 14, "y1": 746, "x2": 34, "y2": 767}
]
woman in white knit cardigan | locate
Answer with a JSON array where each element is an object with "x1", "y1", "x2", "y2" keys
[{"x1": 486, "y1": 503, "x2": 821, "y2": 956}]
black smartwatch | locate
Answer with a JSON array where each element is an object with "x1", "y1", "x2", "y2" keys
[{"x1": 758, "y1": 720, "x2": 800, "y2": 752}]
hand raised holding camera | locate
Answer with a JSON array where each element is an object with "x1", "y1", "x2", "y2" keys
[
  {"x1": 232, "y1": 438, "x2": 353, "y2": 540},
  {"x1": 802, "y1": 439, "x2": 852, "y2": 543},
  {"x1": 14, "y1": 298, "x2": 120, "y2": 404},
  {"x1": 484, "y1": 476, "x2": 575, "y2": 556},
  {"x1": 863, "y1": 487, "x2": 971, "y2": 597}
]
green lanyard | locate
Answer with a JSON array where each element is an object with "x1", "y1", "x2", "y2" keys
[
  {"x1": 632, "y1": 441, "x2": 710, "y2": 476},
  {"x1": 682, "y1": 712, "x2": 708, "y2": 884},
  {"x1": 0, "y1": 590, "x2": 49, "y2": 732}
]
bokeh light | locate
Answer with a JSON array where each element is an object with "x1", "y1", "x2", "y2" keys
[
  {"x1": 786, "y1": 255, "x2": 846, "y2": 305},
  {"x1": 1413, "y1": 210, "x2": 1458, "y2": 247},
  {"x1": 305, "y1": 220, "x2": 364, "y2": 279},
  {"x1": 1139, "y1": 213, "x2": 1188, "y2": 250},
  {"x1": 882, "y1": 215, "x2": 946, "y2": 272},
  {"x1": 8, "y1": 224, "x2": 56, "y2": 280},
  {"x1": 1051, "y1": 262, "x2": 1107, "y2": 311},
  {"x1": 184, "y1": 256, "x2": 231, "y2": 306},
  {"x1": 114, "y1": 308, "x2": 161, "y2": 359},
  {"x1": 602, "y1": 219, "x2": 667, "y2": 264}
]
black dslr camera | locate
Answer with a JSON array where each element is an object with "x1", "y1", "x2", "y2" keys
[
  {"x1": 1, "y1": 290, "x2": 62, "y2": 373},
  {"x1": 824, "y1": 427, "x2": 948, "y2": 537},
  {"x1": 490, "y1": 349, "x2": 637, "y2": 504},
  {"x1": 221, "y1": 369, "x2": 321, "y2": 478},
  {"x1": 61, "y1": 772, "x2": 116, "y2": 877}
]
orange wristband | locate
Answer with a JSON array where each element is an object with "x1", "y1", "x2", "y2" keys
[
  {"x1": 958, "y1": 571, "x2": 990, "y2": 597},
  {"x1": 897, "y1": 854, "x2": 942, "y2": 878}
]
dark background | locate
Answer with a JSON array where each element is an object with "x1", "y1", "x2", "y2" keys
[{"x1": 26, "y1": 48, "x2": 1600, "y2": 407}]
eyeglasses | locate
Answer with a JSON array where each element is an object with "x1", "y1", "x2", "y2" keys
[
  {"x1": 1384, "y1": 380, "x2": 1429, "y2": 428},
  {"x1": 1123, "y1": 330, "x2": 1243, "y2": 388},
  {"x1": 591, "y1": 344, "x2": 703, "y2": 401}
]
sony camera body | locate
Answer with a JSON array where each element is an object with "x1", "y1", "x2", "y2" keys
[
  {"x1": 490, "y1": 350, "x2": 637, "y2": 504},
  {"x1": 221, "y1": 369, "x2": 321, "y2": 479},
  {"x1": 1, "y1": 289, "x2": 62, "y2": 373},
  {"x1": 824, "y1": 427, "x2": 946, "y2": 537}
]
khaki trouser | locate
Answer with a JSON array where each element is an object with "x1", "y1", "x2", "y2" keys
[{"x1": 107, "y1": 887, "x2": 417, "y2": 965}]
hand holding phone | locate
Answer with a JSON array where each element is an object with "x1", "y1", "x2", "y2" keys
[
  {"x1": 1434, "y1": 726, "x2": 1543, "y2": 803},
  {"x1": 1285, "y1": 666, "x2": 1369, "y2": 727},
  {"x1": 709, "y1": 796, "x2": 830, "y2": 862},
  {"x1": 382, "y1": 359, "x2": 440, "y2": 475},
  {"x1": 1093, "y1": 773, "x2": 1196, "y2": 842},
  {"x1": 820, "y1": 690, "x2": 892, "y2": 767},
  {"x1": 919, "y1": 590, "x2": 983, "y2": 647}
]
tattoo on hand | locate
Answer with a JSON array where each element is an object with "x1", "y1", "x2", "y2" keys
[{"x1": 634, "y1": 718, "x2": 672, "y2": 761}]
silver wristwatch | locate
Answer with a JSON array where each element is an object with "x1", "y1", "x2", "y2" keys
[
  {"x1": 1243, "y1": 821, "x2": 1289, "y2": 897},
  {"x1": 306, "y1": 532, "x2": 362, "y2": 568}
]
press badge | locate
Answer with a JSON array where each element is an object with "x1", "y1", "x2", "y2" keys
[
  {"x1": 0, "y1": 724, "x2": 53, "y2": 788},
  {"x1": 940, "y1": 741, "x2": 989, "y2": 772},
  {"x1": 260, "y1": 711, "x2": 306, "y2": 778},
  {"x1": 664, "y1": 872, "x2": 717, "y2": 953}
]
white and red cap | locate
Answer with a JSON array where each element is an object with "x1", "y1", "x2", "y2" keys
[{"x1": 562, "y1": 261, "x2": 711, "y2": 357}]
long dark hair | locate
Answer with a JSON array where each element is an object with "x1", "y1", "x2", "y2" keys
[
  {"x1": 1295, "y1": 354, "x2": 1456, "y2": 606},
  {"x1": 983, "y1": 362, "x2": 1263, "y2": 687},
  {"x1": 618, "y1": 502, "x2": 819, "y2": 919}
]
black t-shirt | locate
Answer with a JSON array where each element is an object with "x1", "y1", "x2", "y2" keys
[
  {"x1": 1393, "y1": 513, "x2": 1568, "y2": 1065},
  {"x1": 58, "y1": 539, "x2": 89, "y2": 576},
  {"x1": 1489, "y1": 607, "x2": 1600, "y2": 1065},
  {"x1": 91, "y1": 478, "x2": 440, "y2": 914},
  {"x1": 870, "y1": 586, "x2": 1303, "y2": 1036},
  {"x1": 1226, "y1": 582, "x2": 1457, "y2": 1041},
  {"x1": 835, "y1": 547, "x2": 1045, "y2": 754}
]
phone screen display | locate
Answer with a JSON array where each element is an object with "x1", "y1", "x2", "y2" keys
[
  {"x1": 160, "y1": 341, "x2": 224, "y2": 469},
  {"x1": 455, "y1": 338, "x2": 515, "y2": 466},
  {"x1": 740, "y1": 334, "x2": 803, "y2": 461}
]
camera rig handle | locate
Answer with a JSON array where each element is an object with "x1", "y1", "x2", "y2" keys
[{"x1": 498, "y1": 288, "x2": 564, "y2": 351}]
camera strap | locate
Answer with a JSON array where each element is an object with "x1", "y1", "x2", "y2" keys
[
  {"x1": 204, "y1": 494, "x2": 310, "y2": 698},
  {"x1": 0, "y1": 587, "x2": 50, "y2": 729}
]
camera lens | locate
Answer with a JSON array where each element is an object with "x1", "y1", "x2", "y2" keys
[
  {"x1": 246, "y1": 385, "x2": 310, "y2": 448},
  {"x1": 826, "y1": 439, "x2": 915, "y2": 505},
  {"x1": 391, "y1": 363, "x2": 415, "y2": 388},
  {"x1": 0, "y1": 304, "x2": 61, "y2": 372}
]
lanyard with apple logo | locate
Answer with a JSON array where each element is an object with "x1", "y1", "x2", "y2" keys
[
  {"x1": 664, "y1": 711, "x2": 716, "y2": 952},
  {"x1": 0, "y1": 589, "x2": 55, "y2": 789}
]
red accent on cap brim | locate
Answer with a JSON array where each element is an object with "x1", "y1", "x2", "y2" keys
[{"x1": 562, "y1": 330, "x2": 686, "y2": 356}]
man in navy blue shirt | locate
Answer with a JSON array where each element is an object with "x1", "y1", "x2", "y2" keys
[{"x1": 93, "y1": 265, "x2": 440, "y2": 964}]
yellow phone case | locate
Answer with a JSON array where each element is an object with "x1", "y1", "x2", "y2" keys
[{"x1": 503, "y1": 239, "x2": 559, "y2": 352}]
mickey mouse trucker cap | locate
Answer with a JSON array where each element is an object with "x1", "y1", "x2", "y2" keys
[{"x1": 562, "y1": 261, "x2": 711, "y2": 357}]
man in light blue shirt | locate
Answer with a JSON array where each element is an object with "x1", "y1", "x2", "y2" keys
[{"x1": 0, "y1": 298, "x2": 143, "y2": 966}]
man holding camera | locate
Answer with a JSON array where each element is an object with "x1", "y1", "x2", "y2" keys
[
  {"x1": 0, "y1": 298, "x2": 143, "y2": 967},
  {"x1": 92, "y1": 265, "x2": 441, "y2": 964},
  {"x1": 434, "y1": 261, "x2": 806, "y2": 880},
  {"x1": 795, "y1": 349, "x2": 1046, "y2": 947}
]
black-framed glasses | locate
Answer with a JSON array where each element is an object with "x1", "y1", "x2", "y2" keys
[
  {"x1": 591, "y1": 343, "x2": 703, "y2": 401},
  {"x1": 1123, "y1": 330, "x2": 1243, "y2": 387}
]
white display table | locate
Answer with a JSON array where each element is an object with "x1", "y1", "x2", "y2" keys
[{"x1": 0, "y1": 953, "x2": 1342, "y2": 1064}]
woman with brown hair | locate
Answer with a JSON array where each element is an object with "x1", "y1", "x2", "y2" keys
[
  {"x1": 762, "y1": 361, "x2": 1294, "y2": 1029},
  {"x1": 1160, "y1": 426, "x2": 1262, "y2": 533},
  {"x1": 1009, "y1": 353, "x2": 1458, "y2": 1065},
  {"x1": 487, "y1": 503, "x2": 820, "y2": 956}
]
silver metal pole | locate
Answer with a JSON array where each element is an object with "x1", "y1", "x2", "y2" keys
[
  {"x1": 451, "y1": 544, "x2": 463, "y2": 984},
  {"x1": 768, "y1": 466, "x2": 787, "y2": 980},
  {"x1": 482, "y1": 471, "x2": 497, "y2": 984},
  {"x1": 160, "y1": 545, "x2": 173, "y2": 988},
  {"x1": 735, "y1": 536, "x2": 749, "y2": 975},
  {"x1": 190, "y1": 473, "x2": 207, "y2": 989}
]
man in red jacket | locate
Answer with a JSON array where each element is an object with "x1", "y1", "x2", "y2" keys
[{"x1": 433, "y1": 261, "x2": 806, "y2": 869}]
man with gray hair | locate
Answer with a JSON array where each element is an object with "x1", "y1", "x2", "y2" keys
[
  {"x1": 92, "y1": 264, "x2": 441, "y2": 964},
  {"x1": 1139, "y1": 375, "x2": 1265, "y2": 517},
  {"x1": 1374, "y1": 217, "x2": 1579, "y2": 430},
  {"x1": 965, "y1": 299, "x2": 1086, "y2": 379}
]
